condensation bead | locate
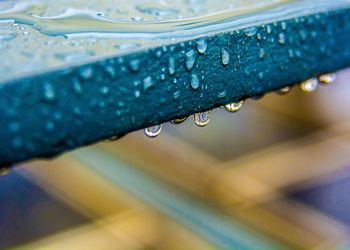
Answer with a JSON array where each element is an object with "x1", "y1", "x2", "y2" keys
[
  {"x1": 144, "y1": 125, "x2": 162, "y2": 138},
  {"x1": 194, "y1": 111, "x2": 210, "y2": 127},
  {"x1": 318, "y1": 73, "x2": 336, "y2": 85},
  {"x1": 224, "y1": 101, "x2": 244, "y2": 113},
  {"x1": 300, "y1": 78, "x2": 319, "y2": 93}
]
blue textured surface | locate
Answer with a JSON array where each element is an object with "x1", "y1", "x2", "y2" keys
[{"x1": 0, "y1": 8, "x2": 350, "y2": 165}]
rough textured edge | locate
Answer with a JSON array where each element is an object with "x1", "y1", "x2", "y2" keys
[{"x1": 1, "y1": 8, "x2": 350, "y2": 165}]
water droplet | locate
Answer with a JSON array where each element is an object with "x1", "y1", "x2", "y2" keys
[
  {"x1": 171, "y1": 117, "x2": 188, "y2": 124},
  {"x1": 144, "y1": 125, "x2": 162, "y2": 138},
  {"x1": 318, "y1": 73, "x2": 336, "y2": 85},
  {"x1": 194, "y1": 111, "x2": 210, "y2": 127},
  {"x1": 173, "y1": 90, "x2": 181, "y2": 100},
  {"x1": 45, "y1": 121, "x2": 55, "y2": 132},
  {"x1": 278, "y1": 33, "x2": 286, "y2": 45},
  {"x1": 79, "y1": 67, "x2": 93, "y2": 80},
  {"x1": 266, "y1": 25, "x2": 272, "y2": 34},
  {"x1": 243, "y1": 27, "x2": 257, "y2": 37},
  {"x1": 221, "y1": 49, "x2": 230, "y2": 66},
  {"x1": 300, "y1": 78, "x2": 319, "y2": 93},
  {"x1": 217, "y1": 90, "x2": 226, "y2": 98},
  {"x1": 71, "y1": 78, "x2": 83, "y2": 96},
  {"x1": 196, "y1": 39, "x2": 207, "y2": 54},
  {"x1": 224, "y1": 101, "x2": 244, "y2": 113},
  {"x1": 135, "y1": 90, "x2": 141, "y2": 98},
  {"x1": 190, "y1": 74, "x2": 200, "y2": 90},
  {"x1": 143, "y1": 76, "x2": 155, "y2": 91},
  {"x1": 281, "y1": 22, "x2": 287, "y2": 31},
  {"x1": 100, "y1": 86, "x2": 109, "y2": 96},
  {"x1": 185, "y1": 49, "x2": 196, "y2": 71},
  {"x1": 129, "y1": 59, "x2": 140, "y2": 72},
  {"x1": 168, "y1": 57, "x2": 176, "y2": 75},
  {"x1": 276, "y1": 86, "x2": 292, "y2": 95},
  {"x1": 259, "y1": 48, "x2": 266, "y2": 59},
  {"x1": 43, "y1": 82, "x2": 56, "y2": 102}
]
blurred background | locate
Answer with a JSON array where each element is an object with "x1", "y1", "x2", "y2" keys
[{"x1": 1, "y1": 69, "x2": 350, "y2": 250}]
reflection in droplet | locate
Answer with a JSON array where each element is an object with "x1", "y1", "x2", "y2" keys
[
  {"x1": 224, "y1": 100, "x2": 244, "y2": 113},
  {"x1": 194, "y1": 111, "x2": 210, "y2": 127},
  {"x1": 300, "y1": 78, "x2": 318, "y2": 93},
  {"x1": 318, "y1": 73, "x2": 336, "y2": 85},
  {"x1": 171, "y1": 116, "x2": 188, "y2": 124},
  {"x1": 144, "y1": 124, "x2": 162, "y2": 138}
]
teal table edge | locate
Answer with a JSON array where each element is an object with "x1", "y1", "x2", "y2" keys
[{"x1": 1, "y1": 7, "x2": 350, "y2": 165}]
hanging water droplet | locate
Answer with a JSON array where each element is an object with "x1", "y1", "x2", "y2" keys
[
  {"x1": 144, "y1": 125, "x2": 162, "y2": 138},
  {"x1": 300, "y1": 78, "x2": 319, "y2": 93},
  {"x1": 276, "y1": 86, "x2": 292, "y2": 95},
  {"x1": 196, "y1": 39, "x2": 207, "y2": 54},
  {"x1": 318, "y1": 73, "x2": 336, "y2": 85},
  {"x1": 243, "y1": 27, "x2": 257, "y2": 37},
  {"x1": 194, "y1": 111, "x2": 210, "y2": 127},
  {"x1": 190, "y1": 74, "x2": 200, "y2": 90},
  {"x1": 185, "y1": 49, "x2": 196, "y2": 71},
  {"x1": 171, "y1": 116, "x2": 188, "y2": 124},
  {"x1": 224, "y1": 101, "x2": 244, "y2": 113},
  {"x1": 221, "y1": 49, "x2": 230, "y2": 66}
]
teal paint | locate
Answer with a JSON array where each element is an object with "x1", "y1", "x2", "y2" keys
[{"x1": 0, "y1": 8, "x2": 350, "y2": 165}]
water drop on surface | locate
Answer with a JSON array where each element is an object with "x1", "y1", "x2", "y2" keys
[
  {"x1": 79, "y1": 67, "x2": 93, "y2": 80},
  {"x1": 143, "y1": 76, "x2": 155, "y2": 91},
  {"x1": 185, "y1": 49, "x2": 196, "y2": 71},
  {"x1": 243, "y1": 27, "x2": 257, "y2": 37},
  {"x1": 43, "y1": 82, "x2": 56, "y2": 102},
  {"x1": 190, "y1": 74, "x2": 200, "y2": 90},
  {"x1": 224, "y1": 101, "x2": 244, "y2": 113},
  {"x1": 221, "y1": 49, "x2": 230, "y2": 66},
  {"x1": 194, "y1": 111, "x2": 210, "y2": 127},
  {"x1": 300, "y1": 78, "x2": 319, "y2": 93},
  {"x1": 144, "y1": 125, "x2": 162, "y2": 138},
  {"x1": 168, "y1": 57, "x2": 176, "y2": 75},
  {"x1": 129, "y1": 59, "x2": 140, "y2": 72},
  {"x1": 173, "y1": 90, "x2": 181, "y2": 100},
  {"x1": 278, "y1": 33, "x2": 286, "y2": 44},
  {"x1": 196, "y1": 39, "x2": 207, "y2": 54},
  {"x1": 318, "y1": 73, "x2": 336, "y2": 85}
]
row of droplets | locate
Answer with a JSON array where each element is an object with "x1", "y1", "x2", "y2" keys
[
  {"x1": 0, "y1": 73, "x2": 337, "y2": 175},
  {"x1": 143, "y1": 73, "x2": 337, "y2": 138}
]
